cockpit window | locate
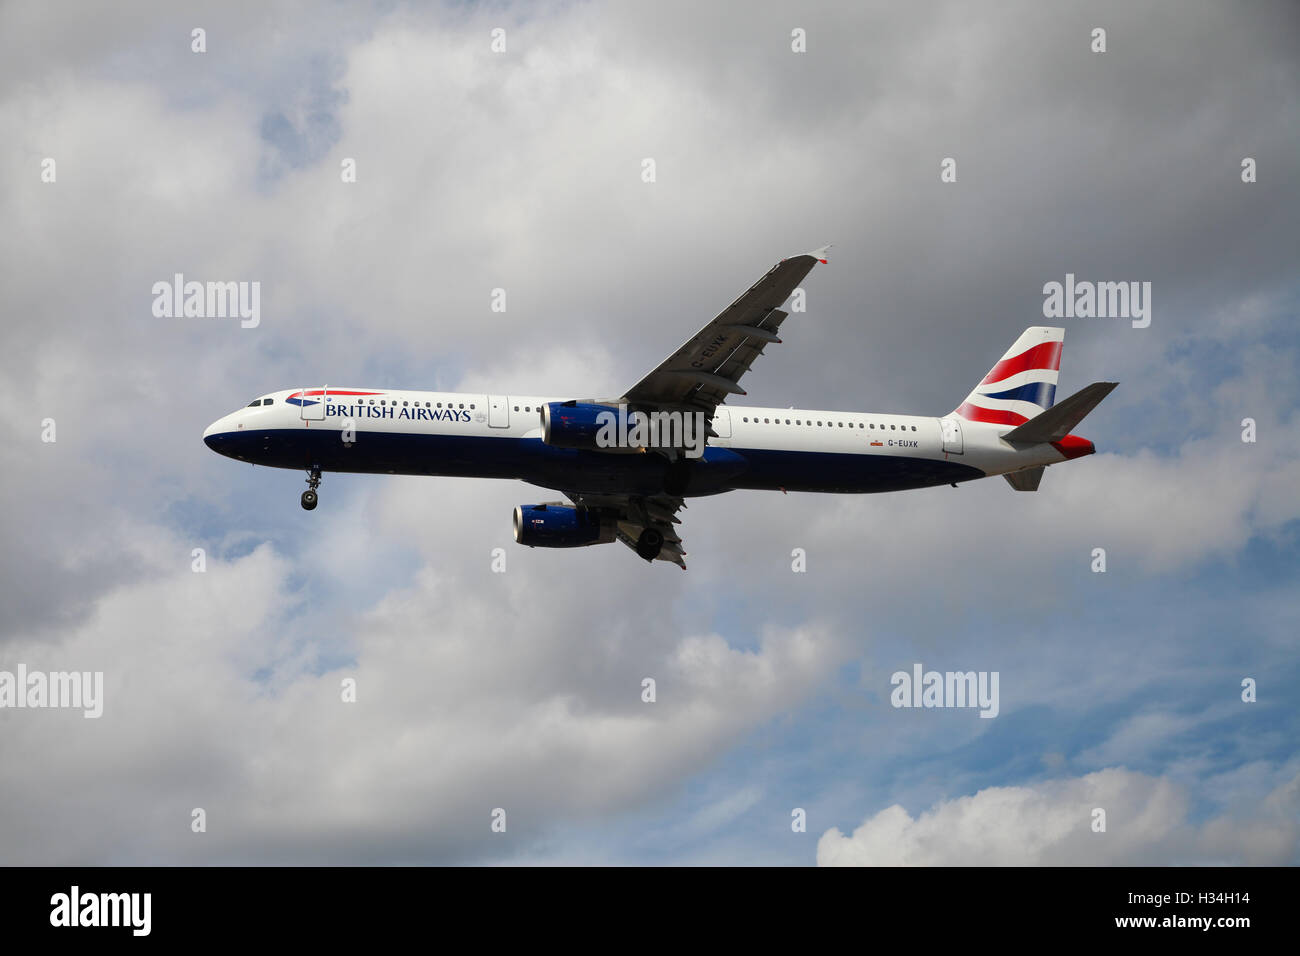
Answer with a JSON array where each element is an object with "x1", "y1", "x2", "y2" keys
[
  {"x1": 263, "y1": 398, "x2": 273, "y2": 405},
  {"x1": 247, "y1": 400, "x2": 261, "y2": 407}
]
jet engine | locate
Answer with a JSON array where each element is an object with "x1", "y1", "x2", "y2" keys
[
  {"x1": 513, "y1": 503, "x2": 617, "y2": 548},
  {"x1": 541, "y1": 401, "x2": 627, "y2": 451}
]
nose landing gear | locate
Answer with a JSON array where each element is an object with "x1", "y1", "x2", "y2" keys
[{"x1": 301, "y1": 467, "x2": 321, "y2": 510}]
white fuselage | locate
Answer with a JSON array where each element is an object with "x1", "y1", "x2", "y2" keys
[{"x1": 203, "y1": 387, "x2": 1072, "y2": 496}]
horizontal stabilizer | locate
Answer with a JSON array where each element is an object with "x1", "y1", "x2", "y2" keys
[
  {"x1": 1004, "y1": 467, "x2": 1044, "y2": 491},
  {"x1": 1002, "y1": 382, "x2": 1118, "y2": 444}
]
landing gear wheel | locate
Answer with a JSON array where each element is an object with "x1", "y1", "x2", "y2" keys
[
  {"x1": 664, "y1": 459, "x2": 692, "y2": 497},
  {"x1": 636, "y1": 528, "x2": 664, "y2": 561},
  {"x1": 302, "y1": 467, "x2": 321, "y2": 510}
]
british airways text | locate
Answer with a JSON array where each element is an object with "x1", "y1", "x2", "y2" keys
[{"x1": 324, "y1": 404, "x2": 472, "y2": 423}]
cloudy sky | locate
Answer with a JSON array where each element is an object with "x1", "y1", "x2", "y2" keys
[{"x1": 1, "y1": 0, "x2": 1297, "y2": 865}]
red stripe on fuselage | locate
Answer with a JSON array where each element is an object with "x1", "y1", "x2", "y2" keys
[
  {"x1": 981, "y1": 341, "x2": 1062, "y2": 386},
  {"x1": 289, "y1": 390, "x2": 384, "y2": 398}
]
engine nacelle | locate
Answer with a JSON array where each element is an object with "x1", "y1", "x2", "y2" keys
[
  {"x1": 513, "y1": 503, "x2": 616, "y2": 548},
  {"x1": 541, "y1": 401, "x2": 626, "y2": 451}
]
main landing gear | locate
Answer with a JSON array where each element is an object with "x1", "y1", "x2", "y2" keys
[
  {"x1": 636, "y1": 527, "x2": 664, "y2": 561},
  {"x1": 301, "y1": 467, "x2": 321, "y2": 510}
]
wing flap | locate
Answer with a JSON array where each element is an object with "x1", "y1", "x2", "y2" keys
[
  {"x1": 622, "y1": 248, "x2": 828, "y2": 414},
  {"x1": 567, "y1": 491, "x2": 688, "y2": 568}
]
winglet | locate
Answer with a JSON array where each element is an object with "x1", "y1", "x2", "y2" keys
[{"x1": 783, "y1": 244, "x2": 831, "y2": 265}]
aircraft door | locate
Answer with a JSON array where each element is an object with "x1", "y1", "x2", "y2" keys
[
  {"x1": 710, "y1": 408, "x2": 732, "y2": 439},
  {"x1": 940, "y1": 417, "x2": 963, "y2": 454},
  {"x1": 300, "y1": 386, "x2": 326, "y2": 421},
  {"x1": 488, "y1": 395, "x2": 510, "y2": 428}
]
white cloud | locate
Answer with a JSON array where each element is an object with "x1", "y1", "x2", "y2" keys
[
  {"x1": 818, "y1": 767, "x2": 1300, "y2": 866},
  {"x1": 0, "y1": 521, "x2": 845, "y2": 863}
]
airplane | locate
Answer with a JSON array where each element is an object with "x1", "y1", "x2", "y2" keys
[{"x1": 203, "y1": 247, "x2": 1117, "y2": 568}]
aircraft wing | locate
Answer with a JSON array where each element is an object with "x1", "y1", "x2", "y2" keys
[
  {"x1": 620, "y1": 246, "x2": 830, "y2": 417},
  {"x1": 563, "y1": 490, "x2": 689, "y2": 569}
]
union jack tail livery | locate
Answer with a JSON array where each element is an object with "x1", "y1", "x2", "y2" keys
[{"x1": 954, "y1": 326, "x2": 1064, "y2": 427}]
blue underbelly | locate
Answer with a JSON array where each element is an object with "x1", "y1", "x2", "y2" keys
[{"x1": 204, "y1": 429, "x2": 984, "y2": 495}]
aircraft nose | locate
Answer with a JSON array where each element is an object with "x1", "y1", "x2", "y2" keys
[{"x1": 203, "y1": 413, "x2": 238, "y2": 452}]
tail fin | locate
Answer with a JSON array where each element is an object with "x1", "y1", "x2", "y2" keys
[{"x1": 953, "y1": 327, "x2": 1064, "y2": 427}]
